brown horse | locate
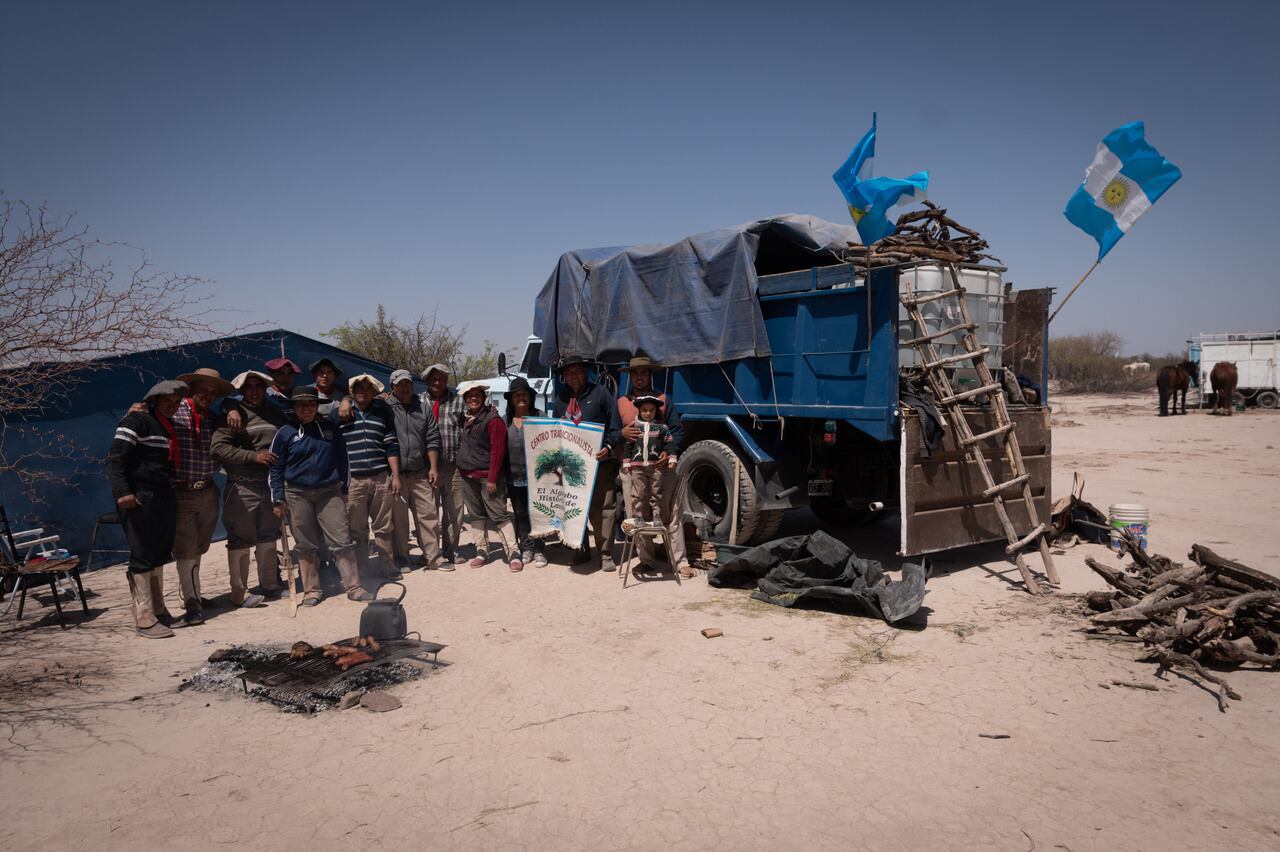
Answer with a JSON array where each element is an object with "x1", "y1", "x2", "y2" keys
[
  {"x1": 1210, "y1": 361, "x2": 1239, "y2": 415},
  {"x1": 1156, "y1": 360, "x2": 1197, "y2": 416}
]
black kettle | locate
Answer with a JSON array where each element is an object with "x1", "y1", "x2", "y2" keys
[{"x1": 359, "y1": 582, "x2": 408, "y2": 641}]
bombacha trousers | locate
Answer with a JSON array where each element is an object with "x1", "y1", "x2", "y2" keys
[{"x1": 458, "y1": 475, "x2": 516, "y2": 559}]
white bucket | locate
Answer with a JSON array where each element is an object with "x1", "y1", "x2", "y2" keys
[{"x1": 1108, "y1": 503, "x2": 1150, "y2": 552}]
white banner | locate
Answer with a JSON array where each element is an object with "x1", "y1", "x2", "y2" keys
[{"x1": 521, "y1": 417, "x2": 604, "y2": 548}]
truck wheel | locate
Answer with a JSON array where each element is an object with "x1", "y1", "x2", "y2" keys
[
  {"x1": 751, "y1": 510, "x2": 786, "y2": 544},
  {"x1": 677, "y1": 440, "x2": 759, "y2": 545},
  {"x1": 1256, "y1": 390, "x2": 1279, "y2": 409}
]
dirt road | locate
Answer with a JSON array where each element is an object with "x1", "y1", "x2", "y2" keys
[{"x1": 2, "y1": 393, "x2": 1277, "y2": 851}]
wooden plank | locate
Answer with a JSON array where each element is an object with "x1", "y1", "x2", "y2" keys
[{"x1": 900, "y1": 406, "x2": 1052, "y2": 556}]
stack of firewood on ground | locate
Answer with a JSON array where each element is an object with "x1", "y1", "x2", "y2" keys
[
  {"x1": 1083, "y1": 535, "x2": 1280, "y2": 711},
  {"x1": 839, "y1": 201, "x2": 999, "y2": 267}
]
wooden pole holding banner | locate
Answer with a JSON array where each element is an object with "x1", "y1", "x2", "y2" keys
[{"x1": 1048, "y1": 260, "x2": 1101, "y2": 325}]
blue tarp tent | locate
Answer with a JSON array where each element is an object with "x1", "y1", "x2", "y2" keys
[
  {"x1": 0, "y1": 329, "x2": 406, "y2": 563},
  {"x1": 532, "y1": 214, "x2": 860, "y2": 367}
]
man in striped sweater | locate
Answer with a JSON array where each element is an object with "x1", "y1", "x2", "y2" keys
[{"x1": 334, "y1": 374, "x2": 402, "y2": 584}]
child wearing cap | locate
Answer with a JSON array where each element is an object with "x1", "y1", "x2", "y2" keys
[{"x1": 620, "y1": 396, "x2": 677, "y2": 529}]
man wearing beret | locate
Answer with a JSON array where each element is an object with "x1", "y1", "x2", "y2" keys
[{"x1": 106, "y1": 379, "x2": 188, "y2": 638}]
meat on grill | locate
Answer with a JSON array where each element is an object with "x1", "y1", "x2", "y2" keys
[{"x1": 336, "y1": 651, "x2": 373, "y2": 671}]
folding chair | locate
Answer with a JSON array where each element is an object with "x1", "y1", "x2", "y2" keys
[
  {"x1": 1, "y1": 507, "x2": 89, "y2": 628},
  {"x1": 619, "y1": 521, "x2": 681, "y2": 588},
  {"x1": 88, "y1": 511, "x2": 131, "y2": 571}
]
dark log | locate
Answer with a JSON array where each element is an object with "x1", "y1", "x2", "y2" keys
[
  {"x1": 1190, "y1": 544, "x2": 1280, "y2": 592},
  {"x1": 1085, "y1": 558, "x2": 1144, "y2": 597}
]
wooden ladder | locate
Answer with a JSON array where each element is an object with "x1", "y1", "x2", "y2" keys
[{"x1": 899, "y1": 263, "x2": 1059, "y2": 594}]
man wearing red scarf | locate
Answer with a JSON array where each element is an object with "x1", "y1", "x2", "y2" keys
[{"x1": 171, "y1": 368, "x2": 235, "y2": 626}]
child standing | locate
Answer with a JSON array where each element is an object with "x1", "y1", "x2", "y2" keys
[{"x1": 621, "y1": 395, "x2": 677, "y2": 526}]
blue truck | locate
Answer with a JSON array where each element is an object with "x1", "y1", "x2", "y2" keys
[{"x1": 530, "y1": 215, "x2": 1053, "y2": 556}]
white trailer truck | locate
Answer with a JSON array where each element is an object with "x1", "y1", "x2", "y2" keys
[{"x1": 1190, "y1": 331, "x2": 1280, "y2": 409}]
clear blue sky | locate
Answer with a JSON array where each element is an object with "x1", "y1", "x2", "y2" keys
[{"x1": 4, "y1": 0, "x2": 1278, "y2": 358}]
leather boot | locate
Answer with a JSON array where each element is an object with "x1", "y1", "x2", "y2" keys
[
  {"x1": 176, "y1": 558, "x2": 201, "y2": 607},
  {"x1": 129, "y1": 571, "x2": 173, "y2": 638},
  {"x1": 149, "y1": 568, "x2": 175, "y2": 625}
]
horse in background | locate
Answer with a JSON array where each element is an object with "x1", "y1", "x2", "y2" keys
[
  {"x1": 1156, "y1": 360, "x2": 1198, "y2": 416},
  {"x1": 1210, "y1": 361, "x2": 1239, "y2": 415}
]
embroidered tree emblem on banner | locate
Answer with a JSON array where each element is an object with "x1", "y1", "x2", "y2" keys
[{"x1": 534, "y1": 448, "x2": 586, "y2": 487}]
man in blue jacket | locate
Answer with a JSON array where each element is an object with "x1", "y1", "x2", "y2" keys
[
  {"x1": 268, "y1": 386, "x2": 371, "y2": 605},
  {"x1": 552, "y1": 356, "x2": 622, "y2": 571}
]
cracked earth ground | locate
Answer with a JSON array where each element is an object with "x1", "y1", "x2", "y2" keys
[{"x1": 2, "y1": 394, "x2": 1278, "y2": 851}]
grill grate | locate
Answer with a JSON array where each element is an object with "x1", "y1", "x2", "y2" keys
[{"x1": 231, "y1": 637, "x2": 445, "y2": 710}]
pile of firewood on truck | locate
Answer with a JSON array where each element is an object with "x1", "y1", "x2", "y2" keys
[
  {"x1": 839, "y1": 202, "x2": 998, "y2": 267},
  {"x1": 1083, "y1": 535, "x2": 1280, "y2": 711}
]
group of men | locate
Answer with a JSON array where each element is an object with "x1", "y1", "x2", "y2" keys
[
  {"x1": 106, "y1": 350, "x2": 691, "y2": 639},
  {"x1": 107, "y1": 356, "x2": 471, "y2": 638}
]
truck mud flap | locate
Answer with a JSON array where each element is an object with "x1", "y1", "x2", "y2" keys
[{"x1": 899, "y1": 406, "x2": 1051, "y2": 556}]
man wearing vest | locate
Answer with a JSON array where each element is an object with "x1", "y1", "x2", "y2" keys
[
  {"x1": 618, "y1": 356, "x2": 693, "y2": 577},
  {"x1": 552, "y1": 356, "x2": 622, "y2": 571}
]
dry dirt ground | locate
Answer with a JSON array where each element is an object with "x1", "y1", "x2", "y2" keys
[{"x1": 2, "y1": 392, "x2": 1278, "y2": 851}]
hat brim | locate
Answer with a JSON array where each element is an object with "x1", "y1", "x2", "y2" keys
[{"x1": 177, "y1": 373, "x2": 236, "y2": 397}]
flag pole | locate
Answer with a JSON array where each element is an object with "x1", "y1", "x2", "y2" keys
[{"x1": 1048, "y1": 259, "x2": 1101, "y2": 325}]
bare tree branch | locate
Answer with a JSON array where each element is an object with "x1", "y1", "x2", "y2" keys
[{"x1": 1, "y1": 197, "x2": 234, "y2": 500}]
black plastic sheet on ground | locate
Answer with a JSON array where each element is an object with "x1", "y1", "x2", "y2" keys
[{"x1": 707, "y1": 530, "x2": 927, "y2": 623}]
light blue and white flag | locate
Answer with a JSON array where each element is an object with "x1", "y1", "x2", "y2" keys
[
  {"x1": 1064, "y1": 121, "x2": 1182, "y2": 260},
  {"x1": 832, "y1": 114, "x2": 930, "y2": 245}
]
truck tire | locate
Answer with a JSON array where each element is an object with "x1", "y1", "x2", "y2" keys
[
  {"x1": 678, "y1": 440, "x2": 760, "y2": 545},
  {"x1": 1255, "y1": 390, "x2": 1279, "y2": 409},
  {"x1": 751, "y1": 509, "x2": 786, "y2": 544}
]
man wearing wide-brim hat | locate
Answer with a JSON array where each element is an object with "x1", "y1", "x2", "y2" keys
[
  {"x1": 106, "y1": 379, "x2": 188, "y2": 638},
  {"x1": 617, "y1": 355, "x2": 693, "y2": 577},
  {"x1": 552, "y1": 355, "x2": 623, "y2": 570},
  {"x1": 309, "y1": 358, "x2": 344, "y2": 417},
  {"x1": 170, "y1": 367, "x2": 235, "y2": 625},
  {"x1": 212, "y1": 371, "x2": 289, "y2": 606}
]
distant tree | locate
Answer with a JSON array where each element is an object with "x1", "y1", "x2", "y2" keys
[
  {"x1": 534, "y1": 448, "x2": 585, "y2": 487},
  {"x1": 1049, "y1": 331, "x2": 1151, "y2": 393},
  {"x1": 324, "y1": 306, "x2": 510, "y2": 381},
  {"x1": 0, "y1": 197, "x2": 221, "y2": 497}
]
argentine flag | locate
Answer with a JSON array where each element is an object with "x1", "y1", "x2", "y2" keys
[
  {"x1": 1064, "y1": 121, "x2": 1182, "y2": 260},
  {"x1": 833, "y1": 114, "x2": 929, "y2": 245}
]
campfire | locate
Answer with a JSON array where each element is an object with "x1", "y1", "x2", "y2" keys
[{"x1": 183, "y1": 635, "x2": 446, "y2": 713}]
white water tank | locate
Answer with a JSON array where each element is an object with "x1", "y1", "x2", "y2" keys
[{"x1": 896, "y1": 263, "x2": 1005, "y2": 383}]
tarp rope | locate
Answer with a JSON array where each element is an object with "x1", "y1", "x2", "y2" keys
[{"x1": 717, "y1": 361, "x2": 761, "y2": 430}]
